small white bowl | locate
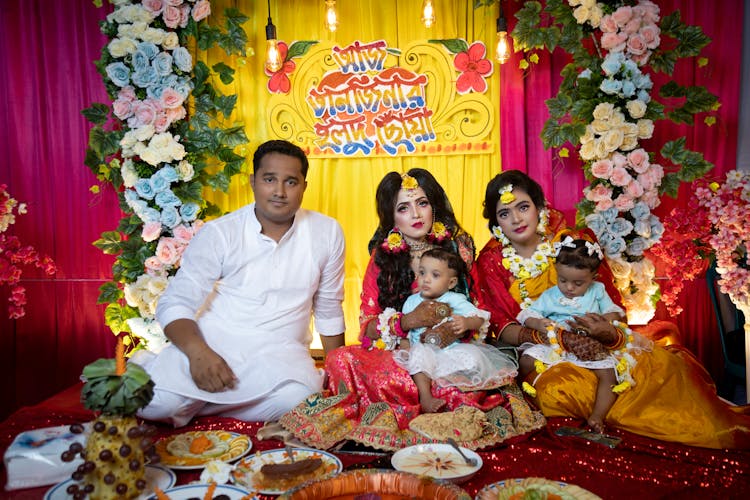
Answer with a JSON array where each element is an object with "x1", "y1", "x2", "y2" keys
[{"x1": 391, "y1": 443, "x2": 482, "y2": 483}]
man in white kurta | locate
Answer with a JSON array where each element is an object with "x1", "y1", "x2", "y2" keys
[{"x1": 134, "y1": 140, "x2": 345, "y2": 426}]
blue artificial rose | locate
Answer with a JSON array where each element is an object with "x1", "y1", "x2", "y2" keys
[
  {"x1": 123, "y1": 188, "x2": 140, "y2": 203},
  {"x1": 610, "y1": 217, "x2": 634, "y2": 237},
  {"x1": 155, "y1": 190, "x2": 182, "y2": 208},
  {"x1": 152, "y1": 52, "x2": 174, "y2": 77},
  {"x1": 180, "y1": 202, "x2": 200, "y2": 222},
  {"x1": 105, "y1": 62, "x2": 131, "y2": 87},
  {"x1": 626, "y1": 237, "x2": 647, "y2": 256},
  {"x1": 172, "y1": 47, "x2": 192, "y2": 73},
  {"x1": 158, "y1": 166, "x2": 179, "y2": 183},
  {"x1": 629, "y1": 201, "x2": 650, "y2": 220},
  {"x1": 601, "y1": 52, "x2": 624, "y2": 76},
  {"x1": 150, "y1": 174, "x2": 170, "y2": 194},
  {"x1": 600, "y1": 207, "x2": 620, "y2": 222},
  {"x1": 136, "y1": 41, "x2": 159, "y2": 60},
  {"x1": 146, "y1": 84, "x2": 166, "y2": 100},
  {"x1": 578, "y1": 69, "x2": 592, "y2": 79},
  {"x1": 135, "y1": 178, "x2": 156, "y2": 200},
  {"x1": 173, "y1": 78, "x2": 193, "y2": 99},
  {"x1": 160, "y1": 206, "x2": 181, "y2": 228},
  {"x1": 161, "y1": 74, "x2": 178, "y2": 87},
  {"x1": 635, "y1": 72, "x2": 653, "y2": 90},
  {"x1": 600, "y1": 78, "x2": 623, "y2": 95},
  {"x1": 604, "y1": 236, "x2": 627, "y2": 256},
  {"x1": 127, "y1": 198, "x2": 147, "y2": 215},
  {"x1": 131, "y1": 49, "x2": 150, "y2": 72},
  {"x1": 142, "y1": 207, "x2": 162, "y2": 224},
  {"x1": 634, "y1": 219, "x2": 652, "y2": 238},
  {"x1": 585, "y1": 213, "x2": 607, "y2": 237},
  {"x1": 637, "y1": 89, "x2": 651, "y2": 104},
  {"x1": 621, "y1": 80, "x2": 636, "y2": 98},
  {"x1": 131, "y1": 67, "x2": 159, "y2": 89},
  {"x1": 649, "y1": 216, "x2": 665, "y2": 238}
]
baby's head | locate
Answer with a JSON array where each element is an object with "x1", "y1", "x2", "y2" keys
[
  {"x1": 554, "y1": 237, "x2": 603, "y2": 299},
  {"x1": 417, "y1": 248, "x2": 465, "y2": 299}
]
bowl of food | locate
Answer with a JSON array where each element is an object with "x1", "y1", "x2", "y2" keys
[{"x1": 391, "y1": 443, "x2": 482, "y2": 483}]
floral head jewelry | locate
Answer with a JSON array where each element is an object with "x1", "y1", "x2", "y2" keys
[
  {"x1": 585, "y1": 241, "x2": 604, "y2": 259},
  {"x1": 553, "y1": 236, "x2": 577, "y2": 256},
  {"x1": 499, "y1": 184, "x2": 515, "y2": 205},
  {"x1": 401, "y1": 173, "x2": 419, "y2": 198},
  {"x1": 381, "y1": 227, "x2": 409, "y2": 254},
  {"x1": 427, "y1": 220, "x2": 452, "y2": 244}
]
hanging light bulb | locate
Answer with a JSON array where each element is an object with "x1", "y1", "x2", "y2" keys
[
  {"x1": 421, "y1": 0, "x2": 435, "y2": 28},
  {"x1": 495, "y1": 5, "x2": 511, "y2": 64},
  {"x1": 324, "y1": 0, "x2": 339, "y2": 32},
  {"x1": 265, "y1": 0, "x2": 282, "y2": 73}
]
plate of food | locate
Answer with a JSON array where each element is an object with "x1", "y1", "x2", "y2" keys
[
  {"x1": 475, "y1": 477, "x2": 602, "y2": 500},
  {"x1": 155, "y1": 431, "x2": 251, "y2": 470},
  {"x1": 391, "y1": 443, "x2": 482, "y2": 483},
  {"x1": 148, "y1": 483, "x2": 255, "y2": 500},
  {"x1": 44, "y1": 464, "x2": 175, "y2": 500},
  {"x1": 231, "y1": 447, "x2": 342, "y2": 495}
]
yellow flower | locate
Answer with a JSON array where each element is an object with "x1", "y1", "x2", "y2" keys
[
  {"x1": 375, "y1": 338, "x2": 386, "y2": 350},
  {"x1": 612, "y1": 381, "x2": 631, "y2": 394},
  {"x1": 401, "y1": 173, "x2": 418, "y2": 190},
  {"x1": 698, "y1": 57, "x2": 708, "y2": 67},
  {"x1": 518, "y1": 268, "x2": 531, "y2": 280},
  {"x1": 501, "y1": 257, "x2": 511, "y2": 269},
  {"x1": 534, "y1": 359, "x2": 546, "y2": 374},
  {"x1": 432, "y1": 221, "x2": 447, "y2": 237},
  {"x1": 522, "y1": 382, "x2": 537, "y2": 397},
  {"x1": 709, "y1": 182, "x2": 720, "y2": 192},
  {"x1": 704, "y1": 116, "x2": 716, "y2": 127},
  {"x1": 529, "y1": 53, "x2": 540, "y2": 64},
  {"x1": 499, "y1": 183, "x2": 516, "y2": 204},
  {"x1": 519, "y1": 59, "x2": 529, "y2": 70},
  {"x1": 559, "y1": 147, "x2": 569, "y2": 158},
  {"x1": 387, "y1": 232, "x2": 403, "y2": 248}
]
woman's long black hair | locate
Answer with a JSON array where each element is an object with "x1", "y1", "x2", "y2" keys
[{"x1": 369, "y1": 168, "x2": 472, "y2": 310}]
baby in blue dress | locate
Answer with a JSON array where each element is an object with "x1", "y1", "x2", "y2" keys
[{"x1": 517, "y1": 237, "x2": 625, "y2": 432}]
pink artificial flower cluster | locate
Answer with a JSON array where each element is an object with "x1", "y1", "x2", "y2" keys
[
  {"x1": 0, "y1": 185, "x2": 57, "y2": 319},
  {"x1": 584, "y1": 148, "x2": 664, "y2": 211},
  {"x1": 143, "y1": 220, "x2": 204, "y2": 276},
  {"x1": 113, "y1": 86, "x2": 187, "y2": 133},
  {"x1": 599, "y1": 0, "x2": 661, "y2": 66},
  {"x1": 141, "y1": 0, "x2": 212, "y2": 28},
  {"x1": 695, "y1": 171, "x2": 750, "y2": 305}
]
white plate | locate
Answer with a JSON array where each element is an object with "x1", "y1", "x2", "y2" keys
[
  {"x1": 155, "y1": 431, "x2": 252, "y2": 470},
  {"x1": 146, "y1": 483, "x2": 256, "y2": 500},
  {"x1": 231, "y1": 447, "x2": 343, "y2": 495},
  {"x1": 44, "y1": 464, "x2": 176, "y2": 500},
  {"x1": 391, "y1": 443, "x2": 482, "y2": 483},
  {"x1": 475, "y1": 477, "x2": 602, "y2": 500}
]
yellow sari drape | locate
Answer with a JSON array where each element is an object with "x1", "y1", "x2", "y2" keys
[{"x1": 202, "y1": 1, "x2": 502, "y2": 344}]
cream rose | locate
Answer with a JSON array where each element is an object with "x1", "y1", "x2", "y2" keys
[
  {"x1": 603, "y1": 128, "x2": 624, "y2": 153},
  {"x1": 637, "y1": 119, "x2": 654, "y2": 139},
  {"x1": 108, "y1": 37, "x2": 137, "y2": 58},
  {"x1": 593, "y1": 102, "x2": 615, "y2": 121},
  {"x1": 626, "y1": 99, "x2": 647, "y2": 119}
]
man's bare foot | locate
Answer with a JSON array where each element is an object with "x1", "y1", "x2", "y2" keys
[
  {"x1": 587, "y1": 414, "x2": 605, "y2": 433},
  {"x1": 420, "y1": 395, "x2": 446, "y2": 413}
]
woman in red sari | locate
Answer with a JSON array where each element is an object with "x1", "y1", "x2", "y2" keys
[
  {"x1": 473, "y1": 169, "x2": 750, "y2": 449},
  {"x1": 279, "y1": 169, "x2": 545, "y2": 451}
]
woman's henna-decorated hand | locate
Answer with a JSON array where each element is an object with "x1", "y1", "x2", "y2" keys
[
  {"x1": 401, "y1": 300, "x2": 453, "y2": 331},
  {"x1": 420, "y1": 321, "x2": 463, "y2": 348},
  {"x1": 568, "y1": 313, "x2": 617, "y2": 345},
  {"x1": 559, "y1": 330, "x2": 608, "y2": 361}
]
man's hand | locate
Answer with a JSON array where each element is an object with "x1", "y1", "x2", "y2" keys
[
  {"x1": 401, "y1": 300, "x2": 452, "y2": 331},
  {"x1": 186, "y1": 345, "x2": 238, "y2": 393}
]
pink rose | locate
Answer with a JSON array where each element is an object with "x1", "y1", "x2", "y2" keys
[
  {"x1": 142, "y1": 221, "x2": 163, "y2": 242},
  {"x1": 191, "y1": 0, "x2": 211, "y2": 22},
  {"x1": 166, "y1": 106, "x2": 186, "y2": 123},
  {"x1": 129, "y1": 100, "x2": 158, "y2": 128},
  {"x1": 601, "y1": 32, "x2": 627, "y2": 52},
  {"x1": 627, "y1": 148, "x2": 650, "y2": 173},
  {"x1": 142, "y1": 0, "x2": 164, "y2": 16},
  {"x1": 165, "y1": 0, "x2": 184, "y2": 6},
  {"x1": 640, "y1": 1, "x2": 660, "y2": 23},
  {"x1": 611, "y1": 6, "x2": 633, "y2": 27},
  {"x1": 587, "y1": 183, "x2": 613, "y2": 202},
  {"x1": 641, "y1": 189, "x2": 660, "y2": 209},
  {"x1": 153, "y1": 111, "x2": 170, "y2": 133},
  {"x1": 599, "y1": 14, "x2": 617, "y2": 33},
  {"x1": 596, "y1": 198, "x2": 615, "y2": 211},
  {"x1": 640, "y1": 24, "x2": 661, "y2": 49},
  {"x1": 612, "y1": 152, "x2": 628, "y2": 168},
  {"x1": 631, "y1": 52, "x2": 651, "y2": 67},
  {"x1": 156, "y1": 237, "x2": 180, "y2": 265},
  {"x1": 590, "y1": 159, "x2": 614, "y2": 179},
  {"x1": 144, "y1": 256, "x2": 164, "y2": 276},
  {"x1": 163, "y1": 5, "x2": 181, "y2": 28},
  {"x1": 610, "y1": 166, "x2": 633, "y2": 187},
  {"x1": 624, "y1": 18, "x2": 641, "y2": 36},
  {"x1": 160, "y1": 88, "x2": 185, "y2": 109},
  {"x1": 179, "y1": 4, "x2": 190, "y2": 27},
  {"x1": 172, "y1": 224, "x2": 194, "y2": 242},
  {"x1": 614, "y1": 193, "x2": 635, "y2": 211},
  {"x1": 626, "y1": 33, "x2": 647, "y2": 56},
  {"x1": 113, "y1": 98, "x2": 133, "y2": 120},
  {"x1": 625, "y1": 180, "x2": 645, "y2": 198},
  {"x1": 118, "y1": 86, "x2": 136, "y2": 102}
]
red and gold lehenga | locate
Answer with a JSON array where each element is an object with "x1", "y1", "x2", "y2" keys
[
  {"x1": 472, "y1": 210, "x2": 750, "y2": 449},
  {"x1": 279, "y1": 240, "x2": 546, "y2": 452}
]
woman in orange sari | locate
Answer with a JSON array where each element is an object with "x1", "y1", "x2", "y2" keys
[
  {"x1": 473, "y1": 169, "x2": 750, "y2": 449},
  {"x1": 279, "y1": 169, "x2": 545, "y2": 451}
]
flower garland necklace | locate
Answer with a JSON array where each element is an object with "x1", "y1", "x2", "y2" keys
[{"x1": 492, "y1": 227, "x2": 555, "y2": 309}]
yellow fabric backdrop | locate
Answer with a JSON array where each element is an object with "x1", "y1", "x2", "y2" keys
[{"x1": 204, "y1": 0, "x2": 501, "y2": 344}]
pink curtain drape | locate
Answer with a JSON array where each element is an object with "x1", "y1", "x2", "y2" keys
[
  {"x1": 499, "y1": 0, "x2": 745, "y2": 378},
  {"x1": 0, "y1": 1, "x2": 119, "y2": 420}
]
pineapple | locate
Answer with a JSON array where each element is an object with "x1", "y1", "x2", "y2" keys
[{"x1": 62, "y1": 352, "x2": 158, "y2": 499}]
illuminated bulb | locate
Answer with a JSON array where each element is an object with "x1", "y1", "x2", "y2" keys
[
  {"x1": 421, "y1": 0, "x2": 435, "y2": 28},
  {"x1": 265, "y1": 38, "x2": 282, "y2": 73},
  {"x1": 495, "y1": 30, "x2": 510, "y2": 64},
  {"x1": 324, "y1": 0, "x2": 338, "y2": 32}
]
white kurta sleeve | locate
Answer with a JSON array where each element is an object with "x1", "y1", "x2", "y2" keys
[{"x1": 312, "y1": 219, "x2": 346, "y2": 336}]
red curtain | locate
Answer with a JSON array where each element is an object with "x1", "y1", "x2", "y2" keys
[
  {"x1": 499, "y1": 0, "x2": 745, "y2": 379},
  {"x1": 0, "y1": 1, "x2": 119, "y2": 420}
]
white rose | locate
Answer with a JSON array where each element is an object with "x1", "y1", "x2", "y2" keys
[
  {"x1": 121, "y1": 160, "x2": 140, "y2": 188},
  {"x1": 140, "y1": 148, "x2": 160, "y2": 166},
  {"x1": 591, "y1": 119, "x2": 610, "y2": 134},
  {"x1": 603, "y1": 128, "x2": 624, "y2": 152},
  {"x1": 134, "y1": 125, "x2": 156, "y2": 142},
  {"x1": 162, "y1": 32, "x2": 179, "y2": 50},
  {"x1": 146, "y1": 275, "x2": 169, "y2": 296},
  {"x1": 626, "y1": 99, "x2": 647, "y2": 119},
  {"x1": 637, "y1": 119, "x2": 654, "y2": 139},
  {"x1": 108, "y1": 38, "x2": 137, "y2": 58},
  {"x1": 593, "y1": 102, "x2": 615, "y2": 121},
  {"x1": 176, "y1": 160, "x2": 195, "y2": 181},
  {"x1": 166, "y1": 140, "x2": 186, "y2": 161},
  {"x1": 141, "y1": 27, "x2": 166, "y2": 45}
]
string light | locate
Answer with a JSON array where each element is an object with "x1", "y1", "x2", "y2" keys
[
  {"x1": 265, "y1": 0, "x2": 282, "y2": 73},
  {"x1": 324, "y1": 0, "x2": 339, "y2": 32},
  {"x1": 421, "y1": 0, "x2": 435, "y2": 28},
  {"x1": 495, "y1": 2, "x2": 510, "y2": 64}
]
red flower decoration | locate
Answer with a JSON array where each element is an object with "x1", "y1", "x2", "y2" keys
[
  {"x1": 265, "y1": 42, "x2": 296, "y2": 94},
  {"x1": 454, "y1": 42, "x2": 492, "y2": 94}
]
